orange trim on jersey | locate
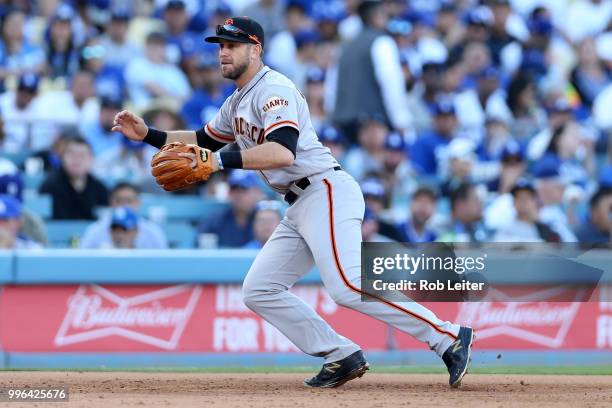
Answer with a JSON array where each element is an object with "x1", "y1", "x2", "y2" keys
[
  {"x1": 264, "y1": 120, "x2": 299, "y2": 136},
  {"x1": 205, "y1": 123, "x2": 235, "y2": 142},
  {"x1": 322, "y1": 178, "x2": 458, "y2": 341}
]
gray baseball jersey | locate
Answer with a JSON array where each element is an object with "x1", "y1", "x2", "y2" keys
[
  {"x1": 205, "y1": 64, "x2": 463, "y2": 371},
  {"x1": 204, "y1": 66, "x2": 339, "y2": 193}
]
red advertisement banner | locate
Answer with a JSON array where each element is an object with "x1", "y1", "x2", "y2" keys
[{"x1": 0, "y1": 284, "x2": 611, "y2": 352}]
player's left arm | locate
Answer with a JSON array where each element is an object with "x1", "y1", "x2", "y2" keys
[
  {"x1": 240, "y1": 127, "x2": 298, "y2": 169},
  {"x1": 213, "y1": 85, "x2": 300, "y2": 171},
  {"x1": 211, "y1": 126, "x2": 297, "y2": 171}
]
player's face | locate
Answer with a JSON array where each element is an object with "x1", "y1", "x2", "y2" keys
[{"x1": 218, "y1": 40, "x2": 251, "y2": 80}]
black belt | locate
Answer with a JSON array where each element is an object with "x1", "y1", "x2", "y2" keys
[{"x1": 284, "y1": 166, "x2": 341, "y2": 205}]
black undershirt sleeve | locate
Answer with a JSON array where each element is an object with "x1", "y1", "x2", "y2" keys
[
  {"x1": 195, "y1": 126, "x2": 228, "y2": 151},
  {"x1": 266, "y1": 126, "x2": 299, "y2": 158}
]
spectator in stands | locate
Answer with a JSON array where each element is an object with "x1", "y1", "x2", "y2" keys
[
  {"x1": 563, "y1": 0, "x2": 612, "y2": 44},
  {"x1": 99, "y1": 8, "x2": 140, "y2": 69},
  {"x1": 494, "y1": 179, "x2": 561, "y2": 242},
  {"x1": 477, "y1": 115, "x2": 513, "y2": 162},
  {"x1": 533, "y1": 155, "x2": 577, "y2": 242},
  {"x1": 242, "y1": 0, "x2": 286, "y2": 40},
  {"x1": 82, "y1": 95, "x2": 124, "y2": 156},
  {"x1": 506, "y1": 72, "x2": 546, "y2": 140},
  {"x1": 483, "y1": 141, "x2": 528, "y2": 230},
  {"x1": 411, "y1": 99, "x2": 458, "y2": 175},
  {"x1": 105, "y1": 206, "x2": 139, "y2": 249},
  {"x1": 541, "y1": 121, "x2": 592, "y2": 188},
  {"x1": 44, "y1": 5, "x2": 80, "y2": 79},
  {"x1": 0, "y1": 194, "x2": 42, "y2": 249},
  {"x1": 492, "y1": 139, "x2": 526, "y2": 194},
  {"x1": 125, "y1": 32, "x2": 191, "y2": 109},
  {"x1": 333, "y1": 0, "x2": 409, "y2": 140},
  {"x1": 198, "y1": 170, "x2": 261, "y2": 248},
  {"x1": 362, "y1": 206, "x2": 394, "y2": 242},
  {"x1": 0, "y1": 73, "x2": 44, "y2": 153},
  {"x1": 439, "y1": 183, "x2": 489, "y2": 242},
  {"x1": 486, "y1": 0, "x2": 522, "y2": 66},
  {"x1": 381, "y1": 131, "x2": 415, "y2": 204},
  {"x1": 440, "y1": 138, "x2": 477, "y2": 195},
  {"x1": 80, "y1": 182, "x2": 167, "y2": 249},
  {"x1": 570, "y1": 37, "x2": 611, "y2": 109},
  {"x1": 0, "y1": 9, "x2": 45, "y2": 91},
  {"x1": 454, "y1": 65, "x2": 512, "y2": 135},
  {"x1": 35, "y1": 70, "x2": 99, "y2": 140},
  {"x1": 266, "y1": 2, "x2": 310, "y2": 77},
  {"x1": 94, "y1": 136, "x2": 158, "y2": 191},
  {"x1": 29, "y1": 129, "x2": 70, "y2": 173},
  {"x1": 286, "y1": 29, "x2": 321, "y2": 91},
  {"x1": 575, "y1": 187, "x2": 612, "y2": 244},
  {"x1": 163, "y1": 0, "x2": 197, "y2": 66},
  {"x1": 360, "y1": 177, "x2": 387, "y2": 215},
  {"x1": 396, "y1": 187, "x2": 438, "y2": 243},
  {"x1": 527, "y1": 99, "x2": 575, "y2": 161},
  {"x1": 39, "y1": 136, "x2": 108, "y2": 220},
  {"x1": 181, "y1": 53, "x2": 233, "y2": 130},
  {"x1": 243, "y1": 200, "x2": 283, "y2": 249},
  {"x1": 304, "y1": 67, "x2": 327, "y2": 129},
  {"x1": 344, "y1": 115, "x2": 387, "y2": 180},
  {"x1": 448, "y1": 7, "x2": 493, "y2": 63},
  {"x1": 81, "y1": 38, "x2": 127, "y2": 102},
  {"x1": 318, "y1": 123, "x2": 347, "y2": 166},
  {"x1": 593, "y1": 33, "x2": 612, "y2": 131},
  {"x1": 0, "y1": 158, "x2": 47, "y2": 245},
  {"x1": 360, "y1": 176, "x2": 400, "y2": 240},
  {"x1": 403, "y1": 62, "x2": 441, "y2": 134}
]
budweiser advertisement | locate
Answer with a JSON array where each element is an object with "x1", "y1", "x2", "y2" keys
[{"x1": 0, "y1": 284, "x2": 611, "y2": 352}]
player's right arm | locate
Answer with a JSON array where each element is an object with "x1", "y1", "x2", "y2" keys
[
  {"x1": 112, "y1": 110, "x2": 198, "y2": 145},
  {"x1": 113, "y1": 102, "x2": 235, "y2": 151}
]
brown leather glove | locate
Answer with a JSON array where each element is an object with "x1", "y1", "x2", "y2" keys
[{"x1": 151, "y1": 142, "x2": 214, "y2": 191}]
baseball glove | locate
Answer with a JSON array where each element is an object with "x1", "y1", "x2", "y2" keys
[{"x1": 151, "y1": 142, "x2": 214, "y2": 191}]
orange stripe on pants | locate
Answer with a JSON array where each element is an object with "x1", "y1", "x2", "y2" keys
[{"x1": 322, "y1": 178, "x2": 457, "y2": 341}]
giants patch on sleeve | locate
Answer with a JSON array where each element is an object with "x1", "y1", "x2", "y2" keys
[{"x1": 262, "y1": 96, "x2": 289, "y2": 113}]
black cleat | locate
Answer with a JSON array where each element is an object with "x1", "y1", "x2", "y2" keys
[
  {"x1": 304, "y1": 350, "x2": 369, "y2": 388},
  {"x1": 442, "y1": 326, "x2": 475, "y2": 388}
]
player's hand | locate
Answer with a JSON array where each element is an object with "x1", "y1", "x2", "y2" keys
[
  {"x1": 151, "y1": 143, "x2": 216, "y2": 191},
  {"x1": 112, "y1": 110, "x2": 148, "y2": 141},
  {"x1": 178, "y1": 151, "x2": 220, "y2": 172}
]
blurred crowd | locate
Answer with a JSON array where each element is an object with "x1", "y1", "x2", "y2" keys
[{"x1": 0, "y1": 0, "x2": 611, "y2": 249}]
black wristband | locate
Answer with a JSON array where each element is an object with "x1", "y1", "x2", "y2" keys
[
  {"x1": 220, "y1": 151, "x2": 243, "y2": 169},
  {"x1": 143, "y1": 128, "x2": 168, "y2": 149}
]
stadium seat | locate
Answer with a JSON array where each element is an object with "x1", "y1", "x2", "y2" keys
[
  {"x1": 0, "y1": 152, "x2": 30, "y2": 167},
  {"x1": 24, "y1": 173, "x2": 45, "y2": 191},
  {"x1": 140, "y1": 194, "x2": 229, "y2": 223},
  {"x1": 23, "y1": 194, "x2": 52, "y2": 219},
  {"x1": 163, "y1": 222, "x2": 198, "y2": 249},
  {"x1": 45, "y1": 220, "x2": 92, "y2": 248}
]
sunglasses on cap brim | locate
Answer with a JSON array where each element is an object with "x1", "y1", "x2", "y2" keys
[{"x1": 216, "y1": 24, "x2": 261, "y2": 45}]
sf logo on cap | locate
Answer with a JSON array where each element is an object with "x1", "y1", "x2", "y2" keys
[{"x1": 225, "y1": 18, "x2": 233, "y2": 25}]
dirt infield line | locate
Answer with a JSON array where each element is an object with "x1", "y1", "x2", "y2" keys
[{"x1": 1, "y1": 372, "x2": 611, "y2": 408}]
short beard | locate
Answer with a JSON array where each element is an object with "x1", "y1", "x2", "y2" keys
[{"x1": 222, "y1": 58, "x2": 250, "y2": 80}]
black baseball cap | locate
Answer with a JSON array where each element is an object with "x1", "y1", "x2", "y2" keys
[{"x1": 205, "y1": 17, "x2": 264, "y2": 48}]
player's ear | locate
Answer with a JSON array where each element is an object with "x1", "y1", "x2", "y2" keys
[{"x1": 251, "y1": 43, "x2": 262, "y2": 61}]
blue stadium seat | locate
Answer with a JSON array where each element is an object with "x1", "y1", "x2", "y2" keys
[
  {"x1": 23, "y1": 194, "x2": 52, "y2": 219},
  {"x1": 0, "y1": 152, "x2": 30, "y2": 167},
  {"x1": 45, "y1": 220, "x2": 92, "y2": 248},
  {"x1": 163, "y1": 222, "x2": 198, "y2": 249},
  {"x1": 24, "y1": 173, "x2": 45, "y2": 191},
  {"x1": 140, "y1": 194, "x2": 229, "y2": 223}
]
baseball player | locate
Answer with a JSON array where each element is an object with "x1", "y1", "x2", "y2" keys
[{"x1": 112, "y1": 16, "x2": 474, "y2": 388}]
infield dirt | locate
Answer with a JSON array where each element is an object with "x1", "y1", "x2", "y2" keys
[{"x1": 1, "y1": 372, "x2": 611, "y2": 407}]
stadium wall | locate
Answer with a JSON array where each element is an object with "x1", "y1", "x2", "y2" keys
[{"x1": 0, "y1": 250, "x2": 611, "y2": 369}]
